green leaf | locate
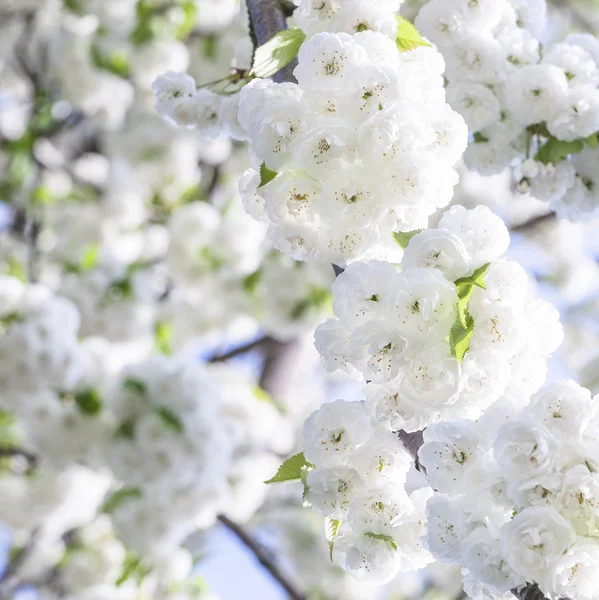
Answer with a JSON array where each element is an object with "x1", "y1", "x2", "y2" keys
[
  {"x1": 250, "y1": 28, "x2": 306, "y2": 79},
  {"x1": 253, "y1": 386, "x2": 274, "y2": 404},
  {"x1": 243, "y1": 270, "x2": 261, "y2": 295},
  {"x1": 123, "y1": 378, "x2": 146, "y2": 395},
  {"x1": 265, "y1": 452, "x2": 313, "y2": 484},
  {"x1": 154, "y1": 321, "x2": 173, "y2": 355},
  {"x1": 325, "y1": 518, "x2": 341, "y2": 561},
  {"x1": 363, "y1": 532, "x2": 398, "y2": 551},
  {"x1": 395, "y1": 16, "x2": 431, "y2": 52},
  {"x1": 454, "y1": 263, "x2": 491, "y2": 291},
  {"x1": 73, "y1": 389, "x2": 103, "y2": 416},
  {"x1": 114, "y1": 420, "x2": 135, "y2": 440},
  {"x1": 473, "y1": 132, "x2": 489, "y2": 144},
  {"x1": 202, "y1": 36, "x2": 217, "y2": 59},
  {"x1": 586, "y1": 133, "x2": 599, "y2": 149},
  {"x1": 116, "y1": 551, "x2": 152, "y2": 586},
  {"x1": 91, "y1": 45, "x2": 130, "y2": 77},
  {"x1": 5, "y1": 256, "x2": 26, "y2": 282},
  {"x1": 176, "y1": 0, "x2": 197, "y2": 40},
  {"x1": 290, "y1": 287, "x2": 331, "y2": 320},
  {"x1": 392, "y1": 229, "x2": 422, "y2": 249},
  {"x1": 63, "y1": 0, "x2": 84, "y2": 13},
  {"x1": 80, "y1": 244, "x2": 99, "y2": 272},
  {"x1": 101, "y1": 487, "x2": 142, "y2": 513},
  {"x1": 33, "y1": 185, "x2": 53, "y2": 205},
  {"x1": 156, "y1": 407, "x2": 183, "y2": 433},
  {"x1": 535, "y1": 137, "x2": 585, "y2": 165},
  {"x1": 449, "y1": 264, "x2": 490, "y2": 364},
  {"x1": 449, "y1": 312, "x2": 475, "y2": 364},
  {"x1": 258, "y1": 162, "x2": 278, "y2": 188}
]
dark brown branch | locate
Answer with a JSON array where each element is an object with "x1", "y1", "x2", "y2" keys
[
  {"x1": 0, "y1": 446, "x2": 37, "y2": 466},
  {"x1": 208, "y1": 336, "x2": 272, "y2": 362},
  {"x1": 0, "y1": 530, "x2": 39, "y2": 593},
  {"x1": 396, "y1": 429, "x2": 425, "y2": 473},
  {"x1": 217, "y1": 514, "x2": 307, "y2": 600},
  {"x1": 510, "y1": 212, "x2": 555, "y2": 234},
  {"x1": 246, "y1": 0, "x2": 297, "y2": 82},
  {"x1": 511, "y1": 584, "x2": 567, "y2": 600}
]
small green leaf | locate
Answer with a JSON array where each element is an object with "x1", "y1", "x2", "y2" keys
[
  {"x1": 253, "y1": 386, "x2": 274, "y2": 404},
  {"x1": 586, "y1": 133, "x2": 598, "y2": 149},
  {"x1": 250, "y1": 28, "x2": 306, "y2": 79},
  {"x1": 63, "y1": 0, "x2": 83, "y2": 13},
  {"x1": 115, "y1": 420, "x2": 135, "y2": 440},
  {"x1": 0, "y1": 312, "x2": 24, "y2": 330},
  {"x1": 243, "y1": 270, "x2": 261, "y2": 295},
  {"x1": 176, "y1": 0, "x2": 197, "y2": 40},
  {"x1": 449, "y1": 312, "x2": 475, "y2": 364},
  {"x1": 454, "y1": 263, "x2": 491, "y2": 290},
  {"x1": 33, "y1": 185, "x2": 53, "y2": 205},
  {"x1": 290, "y1": 287, "x2": 331, "y2": 320},
  {"x1": 123, "y1": 378, "x2": 146, "y2": 395},
  {"x1": 258, "y1": 162, "x2": 278, "y2": 188},
  {"x1": 80, "y1": 244, "x2": 99, "y2": 272},
  {"x1": 154, "y1": 321, "x2": 173, "y2": 355},
  {"x1": 101, "y1": 487, "x2": 142, "y2": 513},
  {"x1": 91, "y1": 46, "x2": 130, "y2": 77},
  {"x1": 265, "y1": 452, "x2": 313, "y2": 484},
  {"x1": 473, "y1": 132, "x2": 489, "y2": 144},
  {"x1": 392, "y1": 229, "x2": 422, "y2": 249},
  {"x1": 395, "y1": 16, "x2": 431, "y2": 52},
  {"x1": 535, "y1": 137, "x2": 584, "y2": 165},
  {"x1": 116, "y1": 551, "x2": 152, "y2": 586},
  {"x1": 202, "y1": 36, "x2": 217, "y2": 59},
  {"x1": 325, "y1": 518, "x2": 341, "y2": 561},
  {"x1": 156, "y1": 407, "x2": 183, "y2": 433},
  {"x1": 6, "y1": 256, "x2": 26, "y2": 282},
  {"x1": 73, "y1": 389, "x2": 103, "y2": 416},
  {"x1": 449, "y1": 264, "x2": 490, "y2": 364},
  {"x1": 363, "y1": 532, "x2": 398, "y2": 551}
]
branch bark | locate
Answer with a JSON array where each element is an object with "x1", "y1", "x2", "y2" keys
[
  {"x1": 246, "y1": 0, "x2": 297, "y2": 82},
  {"x1": 208, "y1": 336, "x2": 273, "y2": 363},
  {"x1": 510, "y1": 212, "x2": 555, "y2": 234},
  {"x1": 0, "y1": 446, "x2": 38, "y2": 467},
  {"x1": 217, "y1": 514, "x2": 307, "y2": 600}
]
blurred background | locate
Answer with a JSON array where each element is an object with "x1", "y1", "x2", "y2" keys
[{"x1": 1, "y1": 1, "x2": 599, "y2": 599}]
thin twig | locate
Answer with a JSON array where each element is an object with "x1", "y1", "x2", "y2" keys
[
  {"x1": 0, "y1": 446, "x2": 38, "y2": 466},
  {"x1": 217, "y1": 514, "x2": 307, "y2": 600},
  {"x1": 0, "y1": 530, "x2": 39, "y2": 594},
  {"x1": 510, "y1": 212, "x2": 555, "y2": 233},
  {"x1": 208, "y1": 336, "x2": 272, "y2": 363}
]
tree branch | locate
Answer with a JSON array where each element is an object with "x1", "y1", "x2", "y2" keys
[
  {"x1": 217, "y1": 514, "x2": 307, "y2": 600},
  {"x1": 510, "y1": 212, "x2": 555, "y2": 234},
  {"x1": 246, "y1": 0, "x2": 297, "y2": 82},
  {"x1": 511, "y1": 584, "x2": 567, "y2": 600},
  {"x1": 208, "y1": 336, "x2": 274, "y2": 362},
  {"x1": 0, "y1": 446, "x2": 38, "y2": 467}
]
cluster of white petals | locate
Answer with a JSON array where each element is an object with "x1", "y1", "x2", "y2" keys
[
  {"x1": 420, "y1": 380, "x2": 599, "y2": 600},
  {"x1": 417, "y1": 0, "x2": 599, "y2": 221},
  {"x1": 237, "y1": 29, "x2": 467, "y2": 263},
  {"x1": 293, "y1": 0, "x2": 403, "y2": 39},
  {"x1": 315, "y1": 206, "x2": 563, "y2": 430},
  {"x1": 302, "y1": 399, "x2": 432, "y2": 584}
]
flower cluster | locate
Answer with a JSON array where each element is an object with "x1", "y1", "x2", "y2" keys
[
  {"x1": 315, "y1": 206, "x2": 563, "y2": 430},
  {"x1": 420, "y1": 380, "x2": 599, "y2": 600},
  {"x1": 302, "y1": 399, "x2": 432, "y2": 584},
  {"x1": 237, "y1": 29, "x2": 467, "y2": 263},
  {"x1": 152, "y1": 71, "x2": 248, "y2": 141},
  {"x1": 293, "y1": 0, "x2": 403, "y2": 39},
  {"x1": 416, "y1": 0, "x2": 599, "y2": 221}
]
